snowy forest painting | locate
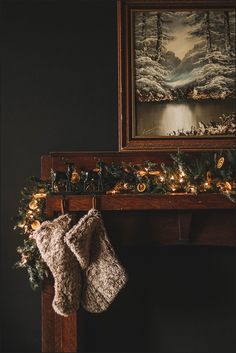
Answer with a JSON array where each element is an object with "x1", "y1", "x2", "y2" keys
[{"x1": 133, "y1": 9, "x2": 236, "y2": 137}]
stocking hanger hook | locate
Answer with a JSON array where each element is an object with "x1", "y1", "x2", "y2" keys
[
  {"x1": 60, "y1": 195, "x2": 66, "y2": 214},
  {"x1": 92, "y1": 195, "x2": 97, "y2": 209}
]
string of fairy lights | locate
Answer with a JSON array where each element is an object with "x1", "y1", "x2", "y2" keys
[{"x1": 14, "y1": 151, "x2": 236, "y2": 289}]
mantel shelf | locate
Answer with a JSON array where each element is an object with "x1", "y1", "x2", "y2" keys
[
  {"x1": 46, "y1": 193, "x2": 235, "y2": 213},
  {"x1": 41, "y1": 152, "x2": 236, "y2": 353}
]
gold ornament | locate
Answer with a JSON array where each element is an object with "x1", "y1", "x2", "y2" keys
[
  {"x1": 189, "y1": 185, "x2": 197, "y2": 194},
  {"x1": 137, "y1": 183, "x2": 146, "y2": 192},
  {"x1": 31, "y1": 220, "x2": 41, "y2": 230},
  {"x1": 203, "y1": 181, "x2": 211, "y2": 190},
  {"x1": 29, "y1": 199, "x2": 38, "y2": 210},
  {"x1": 33, "y1": 192, "x2": 47, "y2": 199},
  {"x1": 71, "y1": 170, "x2": 80, "y2": 183},
  {"x1": 217, "y1": 157, "x2": 224, "y2": 169},
  {"x1": 206, "y1": 171, "x2": 212, "y2": 183},
  {"x1": 225, "y1": 182, "x2": 232, "y2": 191},
  {"x1": 216, "y1": 181, "x2": 224, "y2": 190},
  {"x1": 137, "y1": 170, "x2": 147, "y2": 177},
  {"x1": 148, "y1": 170, "x2": 160, "y2": 176}
]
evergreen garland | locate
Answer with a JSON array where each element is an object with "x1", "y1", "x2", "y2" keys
[{"x1": 14, "y1": 151, "x2": 236, "y2": 289}]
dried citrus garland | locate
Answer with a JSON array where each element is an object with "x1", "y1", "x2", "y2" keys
[{"x1": 14, "y1": 151, "x2": 236, "y2": 289}]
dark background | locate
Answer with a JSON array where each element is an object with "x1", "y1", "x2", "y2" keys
[{"x1": 1, "y1": 1, "x2": 236, "y2": 352}]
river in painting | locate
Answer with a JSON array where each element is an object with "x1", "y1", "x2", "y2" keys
[{"x1": 136, "y1": 99, "x2": 235, "y2": 137}]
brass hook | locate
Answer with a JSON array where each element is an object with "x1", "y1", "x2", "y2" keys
[
  {"x1": 60, "y1": 195, "x2": 66, "y2": 214},
  {"x1": 92, "y1": 195, "x2": 97, "y2": 209}
]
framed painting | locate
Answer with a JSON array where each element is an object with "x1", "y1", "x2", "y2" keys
[{"x1": 118, "y1": 0, "x2": 236, "y2": 151}]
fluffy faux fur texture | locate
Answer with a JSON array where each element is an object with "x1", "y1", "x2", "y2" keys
[
  {"x1": 65, "y1": 209, "x2": 128, "y2": 313},
  {"x1": 32, "y1": 214, "x2": 81, "y2": 316},
  {"x1": 33, "y1": 210, "x2": 128, "y2": 316}
]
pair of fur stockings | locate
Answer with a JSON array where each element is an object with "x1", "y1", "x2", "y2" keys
[{"x1": 32, "y1": 209, "x2": 127, "y2": 316}]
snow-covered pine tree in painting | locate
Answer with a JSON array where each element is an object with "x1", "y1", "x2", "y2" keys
[
  {"x1": 134, "y1": 10, "x2": 236, "y2": 137},
  {"x1": 183, "y1": 11, "x2": 235, "y2": 100},
  {"x1": 135, "y1": 11, "x2": 179, "y2": 102}
]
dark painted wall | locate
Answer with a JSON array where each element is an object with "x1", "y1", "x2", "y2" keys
[{"x1": 1, "y1": 1, "x2": 236, "y2": 352}]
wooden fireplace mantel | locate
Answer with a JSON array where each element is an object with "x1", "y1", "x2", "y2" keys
[
  {"x1": 41, "y1": 152, "x2": 236, "y2": 352},
  {"x1": 46, "y1": 193, "x2": 234, "y2": 212}
]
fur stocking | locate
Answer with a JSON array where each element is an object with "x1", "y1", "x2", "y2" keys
[
  {"x1": 65, "y1": 209, "x2": 128, "y2": 313},
  {"x1": 32, "y1": 214, "x2": 81, "y2": 316}
]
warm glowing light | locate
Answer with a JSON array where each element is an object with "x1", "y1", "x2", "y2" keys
[
  {"x1": 190, "y1": 186, "x2": 197, "y2": 193},
  {"x1": 18, "y1": 221, "x2": 25, "y2": 228},
  {"x1": 179, "y1": 178, "x2": 184, "y2": 183},
  {"x1": 225, "y1": 182, "x2": 232, "y2": 191},
  {"x1": 137, "y1": 183, "x2": 147, "y2": 193},
  {"x1": 31, "y1": 220, "x2": 41, "y2": 230},
  {"x1": 170, "y1": 175, "x2": 174, "y2": 180},
  {"x1": 149, "y1": 170, "x2": 160, "y2": 176},
  {"x1": 29, "y1": 199, "x2": 38, "y2": 210},
  {"x1": 33, "y1": 193, "x2": 47, "y2": 199},
  {"x1": 204, "y1": 182, "x2": 211, "y2": 190},
  {"x1": 21, "y1": 254, "x2": 29, "y2": 265}
]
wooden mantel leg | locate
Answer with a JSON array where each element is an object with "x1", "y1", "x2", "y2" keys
[{"x1": 42, "y1": 278, "x2": 77, "y2": 353}]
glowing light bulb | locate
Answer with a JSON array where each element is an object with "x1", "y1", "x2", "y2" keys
[
  {"x1": 29, "y1": 199, "x2": 38, "y2": 210},
  {"x1": 190, "y1": 186, "x2": 197, "y2": 193}
]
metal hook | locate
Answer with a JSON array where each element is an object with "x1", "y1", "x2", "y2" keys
[
  {"x1": 92, "y1": 195, "x2": 97, "y2": 209},
  {"x1": 60, "y1": 195, "x2": 66, "y2": 214}
]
